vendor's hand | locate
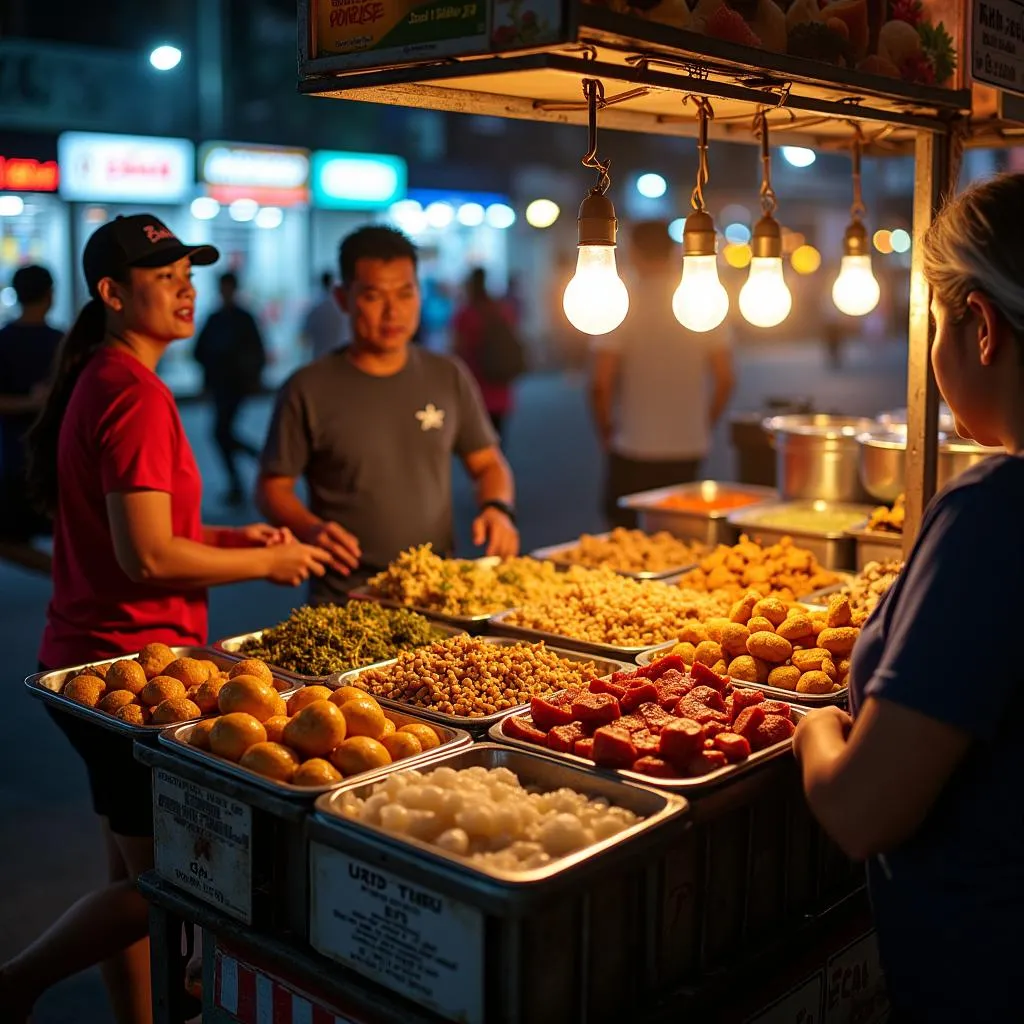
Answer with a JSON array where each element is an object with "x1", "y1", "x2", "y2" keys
[
  {"x1": 232, "y1": 523, "x2": 294, "y2": 548},
  {"x1": 794, "y1": 705, "x2": 853, "y2": 760},
  {"x1": 301, "y1": 520, "x2": 361, "y2": 575},
  {"x1": 263, "y1": 542, "x2": 332, "y2": 586},
  {"x1": 472, "y1": 507, "x2": 519, "y2": 558}
]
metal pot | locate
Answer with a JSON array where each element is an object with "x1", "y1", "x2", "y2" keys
[
  {"x1": 876, "y1": 405, "x2": 956, "y2": 434},
  {"x1": 762, "y1": 414, "x2": 876, "y2": 503},
  {"x1": 857, "y1": 430, "x2": 1002, "y2": 504}
]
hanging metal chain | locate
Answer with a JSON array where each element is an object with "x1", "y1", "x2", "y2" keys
[
  {"x1": 754, "y1": 110, "x2": 777, "y2": 217},
  {"x1": 690, "y1": 97, "x2": 714, "y2": 212},
  {"x1": 581, "y1": 78, "x2": 611, "y2": 196},
  {"x1": 850, "y1": 123, "x2": 867, "y2": 222}
]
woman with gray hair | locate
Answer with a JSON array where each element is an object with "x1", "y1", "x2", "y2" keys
[{"x1": 792, "y1": 173, "x2": 1024, "y2": 1022}]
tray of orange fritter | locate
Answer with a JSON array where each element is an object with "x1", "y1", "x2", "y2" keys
[
  {"x1": 530, "y1": 528, "x2": 705, "y2": 580},
  {"x1": 489, "y1": 654, "x2": 806, "y2": 793},
  {"x1": 159, "y1": 684, "x2": 471, "y2": 797},
  {"x1": 24, "y1": 645, "x2": 296, "y2": 740}
]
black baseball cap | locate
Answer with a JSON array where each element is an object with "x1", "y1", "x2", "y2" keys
[{"x1": 83, "y1": 214, "x2": 219, "y2": 297}]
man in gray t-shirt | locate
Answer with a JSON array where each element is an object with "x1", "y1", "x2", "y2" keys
[{"x1": 257, "y1": 226, "x2": 519, "y2": 602}]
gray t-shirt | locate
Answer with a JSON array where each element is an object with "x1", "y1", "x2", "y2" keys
[{"x1": 261, "y1": 346, "x2": 497, "y2": 599}]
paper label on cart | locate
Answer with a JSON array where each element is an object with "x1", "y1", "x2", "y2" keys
[
  {"x1": 972, "y1": 0, "x2": 1024, "y2": 96},
  {"x1": 152, "y1": 769, "x2": 252, "y2": 924},
  {"x1": 746, "y1": 970, "x2": 824, "y2": 1023},
  {"x1": 826, "y1": 932, "x2": 887, "y2": 1024},
  {"x1": 309, "y1": 843, "x2": 484, "y2": 1024}
]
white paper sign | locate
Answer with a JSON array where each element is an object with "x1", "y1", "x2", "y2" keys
[
  {"x1": 825, "y1": 932, "x2": 887, "y2": 1024},
  {"x1": 747, "y1": 971, "x2": 824, "y2": 1023},
  {"x1": 972, "y1": 0, "x2": 1024, "y2": 96},
  {"x1": 153, "y1": 769, "x2": 253, "y2": 923},
  {"x1": 309, "y1": 842, "x2": 484, "y2": 1024}
]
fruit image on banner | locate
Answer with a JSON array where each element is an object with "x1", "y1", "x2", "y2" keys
[
  {"x1": 582, "y1": 0, "x2": 959, "y2": 88},
  {"x1": 491, "y1": 0, "x2": 565, "y2": 49},
  {"x1": 316, "y1": 0, "x2": 489, "y2": 62}
]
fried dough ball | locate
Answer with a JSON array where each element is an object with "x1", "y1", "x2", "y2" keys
[
  {"x1": 720, "y1": 623, "x2": 751, "y2": 658},
  {"x1": 399, "y1": 723, "x2": 440, "y2": 751},
  {"x1": 163, "y1": 658, "x2": 211, "y2": 689},
  {"x1": 105, "y1": 659, "x2": 148, "y2": 696},
  {"x1": 138, "y1": 643, "x2": 177, "y2": 679},
  {"x1": 151, "y1": 698, "x2": 202, "y2": 725},
  {"x1": 711, "y1": 659, "x2": 729, "y2": 677},
  {"x1": 727, "y1": 655, "x2": 768, "y2": 684},
  {"x1": 752, "y1": 597, "x2": 787, "y2": 626},
  {"x1": 821, "y1": 658, "x2": 839, "y2": 683},
  {"x1": 818, "y1": 627, "x2": 858, "y2": 657},
  {"x1": 287, "y1": 686, "x2": 335, "y2": 716},
  {"x1": 810, "y1": 615, "x2": 829, "y2": 635},
  {"x1": 76, "y1": 663, "x2": 109, "y2": 681},
  {"x1": 97, "y1": 690, "x2": 138, "y2": 715},
  {"x1": 217, "y1": 676, "x2": 280, "y2": 722},
  {"x1": 228, "y1": 659, "x2": 275, "y2": 688},
  {"x1": 381, "y1": 730, "x2": 423, "y2": 761},
  {"x1": 767, "y1": 665, "x2": 801, "y2": 690},
  {"x1": 826, "y1": 593, "x2": 853, "y2": 629},
  {"x1": 777, "y1": 614, "x2": 814, "y2": 642},
  {"x1": 240, "y1": 742, "x2": 301, "y2": 783},
  {"x1": 292, "y1": 758, "x2": 342, "y2": 787},
  {"x1": 838, "y1": 658, "x2": 851, "y2": 679},
  {"x1": 115, "y1": 703, "x2": 149, "y2": 726},
  {"x1": 693, "y1": 640, "x2": 724, "y2": 668},
  {"x1": 188, "y1": 718, "x2": 217, "y2": 750},
  {"x1": 746, "y1": 631, "x2": 793, "y2": 664},
  {"x1": 796, "y1": 671, "x2": 835, "y2": 695},
  {"x1": 139, "y1": 676, "x2": 188, "y2": 708},
  {"x1": 263, "y1": 715, "x2": 290, "y2": 744},
  {"x1": 729, "y1": 594, "x2": 758, "y2": 624},
  {"x1": 747, "y1": 616, "x2": 775, "y2": 635},
  {"x1": 669, "y1": 641, "x2": 697, "y2": 665},
  {"x1": 282, "y1": 701, "x2": 347, "y2": 758},
  {"x1": 792, "y1": 648, "x2": 831, "y2": 673},
  {"x1": 64, "y1": 675, "x2": 106, "y2": 706},
  {"x1": 191, "y1": 677, "x2": 227, "y2": 714},
  {"x1": 209, "y1": 713, "x2": 266, "y2": 761},
  {"x1": 199, "y1": 660, "x2": 222, "y2": 681},
  {"x1": 704, "y1": 617, "x2": 732, "y2": 643},
  {"x1": 678, "y1": 621, "x2": 709, "y2": 645}
]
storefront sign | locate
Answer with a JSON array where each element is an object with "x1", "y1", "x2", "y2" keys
[
  {"x1": 200, "y1": 143, "x2": 310, "y2": 205},
  {"x1": 58, "y1": 132, "x2": 194, "y2": 203},
  {"x1": 972, "y1": 0, "x2": 1024, "y2": 96},
  {"x1": 0, "y1": 156, "x2": 58, "y2": 192},
  {"x1": 308, "y1": 842, "x2": 485, "y2": 1024},
  {"x1": 311, "y1": 150, "x2": 406, "y2": 209},
  {"x1": 152, "y1": 769, "x2": 253, "y2": 923}
]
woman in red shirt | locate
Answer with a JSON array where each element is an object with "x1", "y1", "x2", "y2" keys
[{"x1": 0, "y1": 214, "x2": 330, "y2": 1024}]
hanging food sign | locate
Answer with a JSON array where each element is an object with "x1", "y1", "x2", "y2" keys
[{"x1": 970, "y1": 0, "x2": 1024, "y2": 96}]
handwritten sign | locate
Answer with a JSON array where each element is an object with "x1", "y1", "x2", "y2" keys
[
  {"x1": 309, "y1": 842, "x2": 484, "y2": 1024},
  {"x1": 826, "y1": 932, "x2": 888, "y2": 1024},
  {"x1": 972, "y1": 0, "x2": 1024, "y2": 96},
  {"x1": 153, "y1": 769, "x2": 253, "y2": 923},
  {"x1": 746, "y1": 972, "x2": 824, "y2": 1024}
]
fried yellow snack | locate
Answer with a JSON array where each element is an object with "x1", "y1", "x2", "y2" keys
[
  {"x1": 728, "y1": 655, "x2": 769, "y2": 684},
  {"x1": 822, "y1": 658, "x2": 839, "y2": 682},
  {"x1": 747, "y1": 616, "x2": 776, "y2": 635},
  {"x1": 792, "y1": 648, "x2": 831, "y2": 672},
  {"x1": 693, "y1": 640, "x2": 724, "y2": 667},
  {"x1": 721, "y1": 623, "x2": 751, "y2": 658},
  {"x1": 818, "y1": 627, "x2": 858, "y2": 657},
  {"x1": 669, "y1": 641, "x2": 697, "y2": 664},
  {"x1": 704, "y1": 617, "x2": 733, "y2": 643},
  {"x1": 768, "y1": 665, "x2": 801, "y2": 690},
  {"x1": 796, "y1": 671, "x2": 834, "y2": 694},
  {"x1": 777, "y1": 614, "x2": 814, "y2": 642},
  {"x1": 678, "y1": 621, "x2": 709, "y2": 646},
  {"x1": 810, "y1": 615, "x2": 829, "y2": 635},
  {"x1": 711, "y1": 659, "x2": 729, "y2": 677},
  {"x1": 729, "y1": 593, "x2": 758, "y2": 624},
  {"x1": 746, "y1": 631, "x2": 793, "y2": 664},
  {"x1": 752, "y1": 597, "x2": 787, "y2": 626},
  {"x1": 827, "y1": 593, "x2": 853, "y2": 629}
]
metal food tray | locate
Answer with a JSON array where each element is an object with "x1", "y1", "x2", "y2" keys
[
  {"x1": 312, "y1": 743, "x2": 687, "y2": 885},
  {"x1": 489, "y1": 702, "x2": 808, "y2": 792},
  {"x1": 347, "y1": 586, "x2": 498, "y2": 632},
  {"x1": 488, "y1": 608, "x2": 664, "y2": 661},
  {"x1": 844, "y1": 523, "x2": 904, "y2": 570},
  {"x1": 619, "y1": 481, "x2": 779, "y2": 548},
  {"x1": 634, "y1": 642, "x2": 848, "y2": 706},
  {"x1": 24, "y1": 646, "x2": 295, "y2": 740},
  {"x1": 529, "y1": 533, "x2": 700, "y2": 581},
  {"x1": 326, "y1": 637, "x2": 631, "y2": 736},
  {"x1": 157, "y1": 709, "x2": 472, "y2": 798},
  {"x1": 213, "y1": 622, "x2": 466, "y2": 684}
]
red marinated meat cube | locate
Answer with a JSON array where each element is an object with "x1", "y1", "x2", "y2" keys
[
  {"x1": 502, "y1": 715, "x2": 547, "y2": 746},
  {"x1": 658, "y1": 718, "x2": 704, "y2": 764},
  {"x1": 574, "y1": 737, "x2": 595, "y2": 760},
  {"x1": 571, "y1": 692, "x2": 622, "y2": 727},
  {"x1": 621, "y1": 682, "x2": 660, "y2": 713},
  {"x1": 701, "y1": 721, "x2": 728, "y2": 738},
  {"x1": 686, "y1": 685, "x2": 727, "y2": 712},
  {"x1": 714, "y1": 732, "x2": 752, "y2": 763},
  {"x1": 547, "y1": 722, "x2": 587, "y2": 753},
  {"x1": 636, "y1": 655, "x2": 687, "y2": 681},
  {"x1": 631, "y1": 756, "x2": 679, "y2": 778},
  {"x1": 733, "y1": 705, "x2": 766, "y2": 740},
  {"x1": 551, "y1": 688, "x2": 584, "y2": 707},
  {"x1": 590, "y1": 677, "x2": 627, "y2": 700},
  {"x1": 611, "y1": 668, "x2": 640, "y2": 684},
  {"x1": 657, "y1": 668, "x2": 687, "y2": 687},
  {"x1": 750, "y1": 714, "x2": 797, "y2": 752},
  {"x1": 615, "y1": 713, "x2": 647, "y2": 734},
  {"x1": 657, "y1": 680, "x2": 694, "y2": 709},
  {"x1": 531, "y1": 695, "x2": 576, "y2": 731},
  {"x1": 684, "y1": 749, "x2": 729, "y2": 776},
  {"x1": 690, "y1": 662, "x2": 728, "y2": 691},
  {"x1": 676, "y1": 697, "x2": 730, "y2": 727},
  {"x1": 760, "y1": 700, "x2": 793, "y2": 716},
  {"x1": 633, "y1": 731, "x2": 661, "y2": 756},
  {"x1": 592, "y1": 726, "x2": 637, "y2": 768},
  {"x1": 638, "y1": 702, "x2": 674, "y2": 733},
  {"x1": 730, "y1": 688, "x2": 766, "y2": 721}
]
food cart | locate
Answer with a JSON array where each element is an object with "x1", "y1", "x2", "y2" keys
[{"x1": 123, "y1": 1, "x2": 1019, "y2": 1020}]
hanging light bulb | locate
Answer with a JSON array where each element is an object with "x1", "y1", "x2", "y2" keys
[
  {"x1": 739, "y1": 112, "x2": 792, "y2": 329},
  {"x1": 673, "y1": 97, "x2": 729, "y2": 333},
  {"x1": 832, "y1": 128, "x2": 880, "y2": 317},
  {"x1": 562, "y1": 79, "x2": 629, "y2": 335}
]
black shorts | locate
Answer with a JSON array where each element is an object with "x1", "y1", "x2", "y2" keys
[{"x1": 44, "y1": 701, "x2": 153, "y2": 838}]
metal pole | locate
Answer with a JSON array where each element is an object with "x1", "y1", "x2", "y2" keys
[
  {"x1": 196, "y1": 0, "x2": 224, "y2": 140},
  {"x1": 902, "y1": 130, "x2": 951, "y2": 554}
]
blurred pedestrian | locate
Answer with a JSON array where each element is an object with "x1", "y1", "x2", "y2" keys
[
  {"x1": 452, "y1": 266, "x2": 525, "y2": 442},
  {"x1": 0, "y1": 265, "x2": 62, "y2": 542},
  {"x1": 194, "y1": 272, "x2": 266, "y2": 505},
  {"x1": 589, "y1": 220, "x2": 735, "y2": 528},
  {"x1": 301, "y1": 270, "x2": 345, "y2": 361}
]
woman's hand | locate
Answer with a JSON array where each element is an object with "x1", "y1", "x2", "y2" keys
[
  {"x1": 263, "y1": 542, "x2": 332, "y2": 586},
  {"x1": 793, "y1": 705, "x2": 853, "y2": 761},
  {"x1": 233, "y1": 523, "x2": 295, "y2": 548}
]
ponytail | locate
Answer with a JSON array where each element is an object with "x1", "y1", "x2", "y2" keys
[{"x1": 26, "y1": 298, "x2": 107, "y2": 513}]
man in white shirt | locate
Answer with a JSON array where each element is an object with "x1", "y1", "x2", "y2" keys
[
  {"x1": 589, "y1": 220, "x2": 736, "y2": 528},
  {"x1": 301, "y1": 271, "x2": 346, "y2": 361}
]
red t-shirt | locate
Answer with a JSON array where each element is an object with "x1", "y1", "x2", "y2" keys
[
  {"x1": 40, "y1": 347, "x2": 208, "y2": 667},
  {"x1": 452, "y1": 301, "x2": 515, "y2": 416}
]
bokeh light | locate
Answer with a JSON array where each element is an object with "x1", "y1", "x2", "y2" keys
[{"x1": 791, "y1": 244, "x2": 822, "y2": 275}]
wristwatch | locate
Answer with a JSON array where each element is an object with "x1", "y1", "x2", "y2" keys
[{"x1": 481, "y1": 500, "x2": 517, "y2": 525}]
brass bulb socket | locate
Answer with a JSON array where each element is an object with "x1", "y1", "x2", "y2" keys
[
  {"x1": 682, "y1": 210, "x2": 717, "y2": 258},
  {"x1": 577, "y1": 191, "x2": 617, "y2": 247},
  {"x1": 750, "y1": 215, "x2": 782, "y2": 259},
  {"x1": 842, "y1": 219, "x2": 870, "y2": 257}
]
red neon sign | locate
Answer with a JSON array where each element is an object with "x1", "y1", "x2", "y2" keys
[{"x1": 0, "y1": 157, "x2": 59, "y2": 192}]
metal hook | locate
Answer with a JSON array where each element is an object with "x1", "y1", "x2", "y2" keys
[
  {"x1": 690, "y1": 97, "x2": 714, "y2": 212},
  {"x1": 754, "y1": 110, "x2": 777, "y2": 217},
  {"x1": 581, "y1": 78, "x2": 611, "y2": 196}
]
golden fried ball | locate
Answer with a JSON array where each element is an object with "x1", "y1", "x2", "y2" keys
[
  {"x1": 240, "y1": 742, "x2": 301, "y2": 783},
  {"x1": 191, "y1": 677, "x2": 227, "y2": 714},
  {"x1": 228, "y1": 659, "x2": 275, "y2": 689},
  {"x1": 97, "y1": 690, "x2": 138, "y2": 715},
  {"x1": 105, "y1": 659, "x2": 148, "y2": 695},
  {"x1": 138, "y1": 643, "x2": 177, "y2": 679},
  {"x1": 292, "y1": 758, "x2": 343, "y2": 787},
  {"x1": 746, "y1": 631, "x2": 793, "y2": 664},
  {"x1": 139, "y1": 676, "x2": 188, "y2": 708},
  {"x1": 115, "y1": 703, "x2": 149, "y2": 726},
  {"x1": 63, "y1": 675, "x2": 106, "y2": 706},
  {"x1": 163, "y1": 658, "x2": 212, "y2": 689}
]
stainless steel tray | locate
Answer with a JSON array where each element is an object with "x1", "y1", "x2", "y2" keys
[
  {"x1": 326, "y1": 637, "x2": 630, "y2": 735},
  {"x1": 214, "y1": 622, "x2": 466, "y2": 684},
  {"x1": 157, "y1": 709, "x2": 472, "y2": 799},
  {"x1": 529, "y1": 533, "x2": 699, "y2": 581},
  {"x1": 844, "y1": 524, "x2": 904, "y2": 570},
  {"x1": 488, "y1": 608, "x2": 662, "y2": 661},
  {"x1": 634, "y1": 642, "x2": 848, "y2": 706},
  {"x1": 489, "y1": 703, "x2": 807, "y2": 793},
  {"x1": 312, "y1": 742, "x2": 688, "y2": 885},
  {"x1": 348, "y1": 587, "x2": 498, "y2": 632},
  {"x1": 24, "y1": 646, "x2": 295, "y2": 740}
]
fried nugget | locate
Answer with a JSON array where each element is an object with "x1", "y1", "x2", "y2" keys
[
  {"x1": 752, "y1": 597, "x2": 788, "y2": 626},
  {"x1": 796, "y1": 671, "x2": 834, "y2": 694},
  {"x1": 818, "y1": 627, "x2": 858, "y2": 657},
  {"x1": 792, "y1": 648, "x2": 831, "y2": 672},
  {"x1": 747, "y1": 616, "x2": 775, "y2": 635},
  {"x1": 728, "y1": 655, "x2": 769, "y2": 684},
  {"x1": 721, "y1": 622, "x2": 751, "y2": 658},
  {"x1": 777, "y1": 613, "x2": 814, "y2": 642},
  {"x1": 678, "y1": 621, "x2": 709, "y2": 645},
  {"x1": 693, "y1": 640, "x2": 724, "y2": 667},
  {"x1": 746, "y1": 631, "x2": 793, "y2": 664},
  {"x1": 767, "y1": 665, "x2": 801, "y2": 690},
  {"x1": 826, "y1": 593, "x2": 853, "y2": 628}
]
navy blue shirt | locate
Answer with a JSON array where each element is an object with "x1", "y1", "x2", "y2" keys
[
  {"x1": 849, "y1": 455, "x2": 1024, "y2": 1022},
  {"x1": 0, "y1": 321, "x2": 61, "y2": 477}
]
